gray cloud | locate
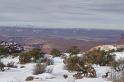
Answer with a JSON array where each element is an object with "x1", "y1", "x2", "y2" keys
[{"x1": 0, "y1": 0, "x2": 124, "y2": 29}]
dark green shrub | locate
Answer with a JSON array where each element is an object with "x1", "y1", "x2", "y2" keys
[
  {"x1": 85, "y1": 49, "x2": 115, "y2": 66},
  {"x1": 29, "y1": 48, "x2": 43, "y2": 62},
  {"x1": 0, "y1": 45, "x2": 8, "y2": 56},
  {"x1": 66, "y1": 56, "x2": 85, "y2": 71},
  {"x1": 19, "y1": 52, "x2": 32, "y2": 64},
  {"x1": 67, "y1": 46, "x2": 80, "y2": 56},
  {"x1": 19, "y1": 48, "x2": 44, "y2": 64},
  {"x1": 50, "y1": 48, "x2": 62, "y2": 57},
  {"x1": 11, "y1": 53, "x2": 20, "y2": 58}
]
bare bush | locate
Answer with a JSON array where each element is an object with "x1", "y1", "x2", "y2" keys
[
  {"x1": 0, "y1": 62, "x2": 5, "y2": 71},
  {"x1": 7, "y1": 62, "x2": 17, "y2": 68},
  {"x1": 112, "y1": 72, "x2": 124, "y2": 82},
  {"x1": 110, "y1": 58, "x2": 124, "y2": 82},
  {"x1": 33, "y1": 63, "x2": 47, "y2": 75},
  {"x1": 111, "y1": 58, "x2": 124, "y2": 72},
  {"x1": 113, "y1": 70, "x2": 124, "y2": 82}
]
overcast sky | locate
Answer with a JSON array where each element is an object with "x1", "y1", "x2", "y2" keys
[{"x1": 0, "y1": 0, "x2": 124, "y2": 29}]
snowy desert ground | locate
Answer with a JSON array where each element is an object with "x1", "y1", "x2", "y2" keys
[{"x1": 0, "y1": 55, "x2": 116, "y2": 82}]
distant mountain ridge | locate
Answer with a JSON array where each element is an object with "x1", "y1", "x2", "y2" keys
[
  {"x1": 0, "y1": 26, "x2": 122, "y2": 42},
  {"x1": 0, "y1": 26, "x2": 123, "y2": 52}
]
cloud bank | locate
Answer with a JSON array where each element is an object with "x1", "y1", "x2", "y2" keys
[{"x1": 0, "y1": 0, "x2": 124, "y2": 29}]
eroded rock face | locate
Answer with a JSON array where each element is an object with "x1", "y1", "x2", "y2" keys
[{"x1": 117, "y1": 33, "x2": 124, "y2": 45}]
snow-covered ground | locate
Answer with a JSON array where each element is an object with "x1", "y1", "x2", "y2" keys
[
  {"x1": 90, "y1": 45, "x2": 117, "y2": 52},
  {"x1": 0, "y1": 56, "x2": 113, "y2": 82},
  {"x1": 112, "y1": 52, "x2": 124, "y2": 61}
]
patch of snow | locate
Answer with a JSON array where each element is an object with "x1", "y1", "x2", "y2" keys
[
  {"x1": 53, "y1": 57, "x2": 63, "y2": 64},
  {"x1": 1, "y1": 56, "x2": 19, "y2": 65},
  {"x1": 0, "y1": 77, "x2": 19, "y2": 82},
  {"x1": 93, "y1": 65, "x2": 111, "y2": 77},
  {"x1": 45, "y1": 65, "x2": 54, "y2": 73},
  {"x1": 77, "y1": 54, "x2": 83, "y2": 57},
  {"x1": 33, "y1": 73, "x2": 55, "y2": 80},
  {"x1": 63, "y1": 53, "x2": 70, "y2": 58},
  {"x1": 112, "y1": 52, "x2": 124, "y2": 60}
]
